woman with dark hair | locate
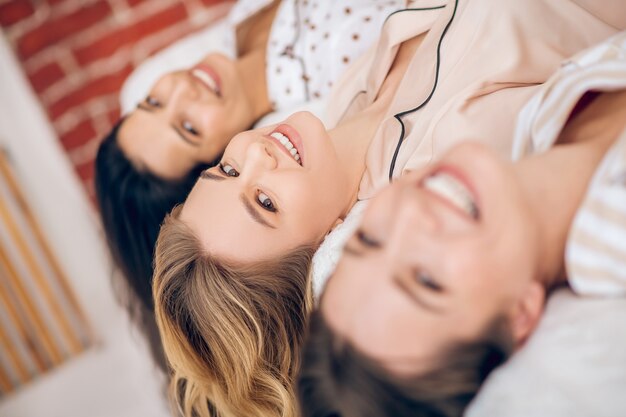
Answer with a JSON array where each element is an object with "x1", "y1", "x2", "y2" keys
[
  {"x1": 96, "y1": 121, "x2": 210, "y2": 310},
  {"x1": 298, "y1": 33, "x2": 626, "y2": 417},
  {"x1": 94, "y1": 0, "x2": 403, "y2": 366},
  {"x1": 298, "y1": 311, "x2": 511, "y2": 417},
  {"x1": 95, "y1": 122, "x2": 209, "y2": 369}
]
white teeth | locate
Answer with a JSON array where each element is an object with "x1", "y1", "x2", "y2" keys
[
  {"x1": 423, "y1": 172, "x2": 478, "y2": 218},
  {"x1": 191, "y1": 69, "x2": 218, "y2": 93},
  {"x1": 269, "y1": 131, "x2": 302, "y2": 164},
  {"x1": 270, "y1": 132, "x2": 286, "y2": 142}
]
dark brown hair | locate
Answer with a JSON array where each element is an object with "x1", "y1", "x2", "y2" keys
[
  {"x1": 95, "y1": 120, "x2": 213, "y2": 369},
  {"x1": 297, "y1": 311, "x2": 514, "y2": 417}
]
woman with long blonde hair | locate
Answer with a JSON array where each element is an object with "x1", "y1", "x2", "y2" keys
[
  {"x1": 154, "y1": 211, "x2": 314, "y2": 417},
  {"x1": 151, "y1": 1, "x2": 621, "y2": 416}
]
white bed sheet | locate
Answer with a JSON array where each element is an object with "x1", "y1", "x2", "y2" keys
[{"x1": 467, "y1": 289, "x2": 626, "y2": 417}]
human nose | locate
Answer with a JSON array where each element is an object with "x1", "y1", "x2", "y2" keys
[
  {"x1": 244, "y1": 140, "x2": 277, "y2": 174},
  {"x1": 385, "y1": 186, "x2": 439, "y2": 259},
  {"x1": 165, "y1": 73, "x2": 200, "y2": 111}
]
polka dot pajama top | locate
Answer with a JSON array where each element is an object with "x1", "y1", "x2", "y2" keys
[{"x1": 226, "y1": 0, "x2": 405, "y2": 110}]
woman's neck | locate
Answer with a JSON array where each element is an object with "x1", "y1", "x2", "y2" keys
[
  {"x1": 515, "y1": 90, "x2": 626, "y2": 289},
  {"x1": 233, "y1": 1, "x2": 279, "y2": 124},
  {"x1": 236, "y1": 48, "x2": 272, "y2": 123},
  {"x1": 236, "y1": 1, "x2": 279, "y2": 55}
]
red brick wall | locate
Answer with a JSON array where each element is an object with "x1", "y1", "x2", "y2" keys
[{"x1": 0, "y1": 0, "x2": 232, "y2": 197}]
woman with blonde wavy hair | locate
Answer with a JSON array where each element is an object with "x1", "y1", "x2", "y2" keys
[{"x1": 151, "y1": 1, "x2": 620, "y2": 416}]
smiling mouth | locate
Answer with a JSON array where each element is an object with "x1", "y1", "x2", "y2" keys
[
  {"x1": 191, "y1": 64, "x2": 221, "y2": 96},
  {"x1": 422, "y1": 171, "x2": 479, "y2": 219},
  {"x1": 269, "y1": 130, "x2": 302, "y2": 165}
]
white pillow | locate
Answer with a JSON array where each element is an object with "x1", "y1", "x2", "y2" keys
[
  {"x1": 466, "y1": 289, "x2": 626, "y2": 417},
  {"x1": 119, "y1": 16, "x2": 331, "y2": 128},
  {"x1": 311, "y1": 200, "x2": 368, "y2": 299}
]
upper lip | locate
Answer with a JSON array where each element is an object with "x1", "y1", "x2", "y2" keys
[
  {"x1": 190, "y1": 63, "x2": 222, "y2": 96},
  {"x1": 266, "y1": 124, "x2": 304, "y2": 166}
]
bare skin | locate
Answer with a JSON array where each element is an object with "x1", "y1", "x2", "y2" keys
[
  {"x1": 181, "y1": 35, "x2": 426, "y2": 263},
  {"x1": 118, "y1": 1, "x2": 280, "y2": 180},
  {"x1": 321, "y1": 90, "x2": 626, "y2": 374}
]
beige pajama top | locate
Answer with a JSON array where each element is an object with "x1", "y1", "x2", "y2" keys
[{"x1": 325, "y1": 0, "x2": 626, "y2": 200}]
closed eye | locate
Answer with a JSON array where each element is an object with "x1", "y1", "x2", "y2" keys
[
  {"x1": 357, "y1": 229, "x2": 381, "y2": 248},
  {"x1": 413, "y1": 268, "x2": 443, "y2": 293},
  {"x1": 343, "y1": 229, "x2": 381, "y2": 257}
]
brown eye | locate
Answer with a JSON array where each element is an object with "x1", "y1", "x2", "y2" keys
[
  {"x1": 145, "y1": 96, "x2": 161, "y2": 107},
  {"x1": 257, "y1": 192, "x2": 276, "y2": 212},
  {"x1": 219, "y1": 163, "x2": 239, "y2": 177}
]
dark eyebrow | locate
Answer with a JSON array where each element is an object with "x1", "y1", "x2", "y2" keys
[
  {"x1": 240, "y1": 194, "x2": 276, "y2": 229},
  {"x1": 394, "y1": 276, "x2": 442, "y2": 314},
  {"x1": 136, "y1": 103, "x2": 200, "y2": 147},
  {"x1": 343, "y1": 231, "x2": 380, "y2": 257},
  {"x1": 200, "y1": 170, "x2": 226, "y2": 181}
]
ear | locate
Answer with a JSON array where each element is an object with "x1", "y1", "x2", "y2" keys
[
  {"x1": 506, "y1": 281, "x2": 545, "y2": 349},
  {"x1": 318, "y1": 218, "x2": 345, "y2": 243}
]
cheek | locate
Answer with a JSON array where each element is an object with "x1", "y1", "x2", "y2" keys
[
  {"x1": 199, "y1": 108, "x2": 225, "y2": 134},
  {"x1": 315, "y1": 161, "x2": 350, "y2": 203},
  {"x1": 281, "y1": 176, "x2": 342, "y2": 241},
  {"x1": 452, "y1": 236, "x2": 536, "y2": 319},
  {"x1": 491, "y1": 203, "x2": 541, "y2": 286}
]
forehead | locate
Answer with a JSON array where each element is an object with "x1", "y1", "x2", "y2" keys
[{"x1": 118, "y1": 110, "x2": 193, "y2": 179}]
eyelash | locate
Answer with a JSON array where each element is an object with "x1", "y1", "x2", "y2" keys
[
  {"x1": 145, "y1": 96, "x2": 161, "y2": 107},
  {"x1": 257, "y1": 192, "x2": 276, "y2": 213},
  {"x1": 356, "y1": 229, "x2": 381, "y2": 248},
  {"x1": 182, "y1": 120, "x2": 199, "y2": 136},
  {"x1": 218, "y1": 163, "x2": 277, "y2": 213},
  {"x1": 414, "y1": 269, "x2": 442, "y2": 293},
  {"x1": 219, "y1": 163, "x2": 239, "y2": 177},
  {"x1": 144, "y1": 96, "x2": 199, "y2": 136}
]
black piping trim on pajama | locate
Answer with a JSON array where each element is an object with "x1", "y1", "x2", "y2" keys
[
  {"x1": 387, "y1": 0, "x2": 460, "y2": 182},
  {"x1": 333, "y1": 3, "x2": 448, "y2": 126}
]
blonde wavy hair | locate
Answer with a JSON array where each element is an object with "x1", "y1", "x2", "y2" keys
[{"x1": 153, "y1": 205, "x2": 315, "y2": 417}]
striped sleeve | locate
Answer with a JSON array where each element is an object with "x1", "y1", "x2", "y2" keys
[
  {"x1": 567, "y1": 130, "x2": 626, "y2": 296},
  {"x1": 512, "y1": 32, "x2": 626, "y2": 160}
]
